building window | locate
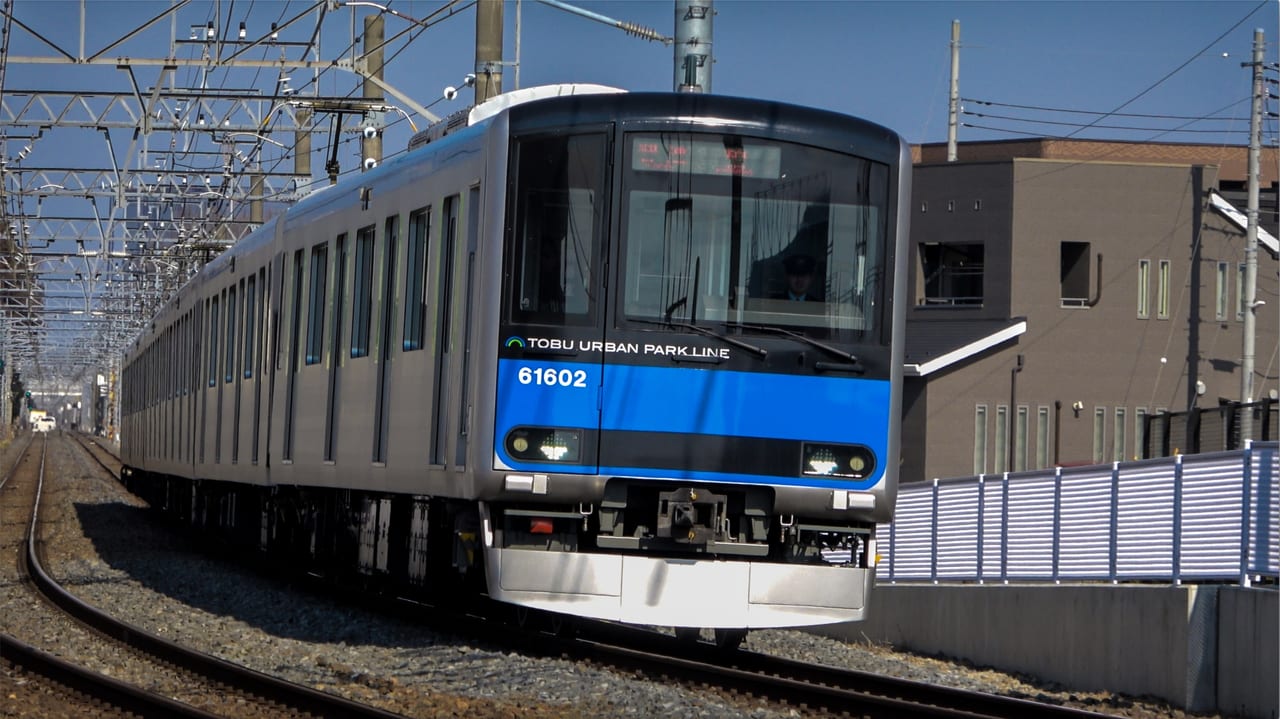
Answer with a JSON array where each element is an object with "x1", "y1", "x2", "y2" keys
[
  {"x1": 1237, "y1": 262, "x2": 1246, "y2": 320},
  {"x1": 1113, "y1": 407, "x2": 1127, "y2": 462},
  {"x1": 994, "y1": 405, "x2": 1008, "y2": 474},
  {"x1": 1036, "y1": 406, "x2": 1051, "y2": 469},
  {"x1": 1157, "y1": 259, "x2": 1171, "y2": 320},
  {"x1": 1092, "y1": 407, "x2": 1106, "y2": 464},
  {"x1": 973, "y1": 404, "x2": 988, "y2": 475},
  {"x1": 1137, "y1": 259, "x2": 1150, "y2": 318},
  {"x1": 1135, "y1": 407, "x2": 1148, "y2": 460},
  {"x1": 920, "y1": 243, "x2": 984, "y2": 306},
  {"x1": 351, "y1": 225, "x2": 375, "y2": 358},
  {"x1": 1060, "y1": 241, "x2": 1091, "y2": 306},
  {"x1": 1015, "y1": 405, "x2": 1029, "y2": 472},
  {"x1": 1216, "y1": 261, "x2": 1230, "y2": 321}
]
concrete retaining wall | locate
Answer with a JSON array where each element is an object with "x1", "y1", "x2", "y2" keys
[
  {"x1": 815, "y1": 584, "x2": 1277, "y2": 719},
  {"x1": 1218, "y1": 586, "x2": 1279, "y2": 719}
]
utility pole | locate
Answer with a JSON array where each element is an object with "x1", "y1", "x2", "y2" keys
[
  {"x1": 1240, "y1": 28, "x2": 1263, "y2": 442},
  {"x1": 362, "y1": 14, "x2": 385, "y2": 171},
  {"x1": 475, "y1": 0, "x2": 503, "y2": 104},
  {"x1": 674, "y1": 0, "x2": 712, "y2": 92},
  {"x1": 947, "y1": 20, "x2": 960, "y2": 162},
  {"x1": 1008, "y1": 353, "x2": 1023, "y2": 471}
]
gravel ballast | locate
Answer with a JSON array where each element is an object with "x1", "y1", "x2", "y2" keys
[{"x1": 3, "y1": 434, "x2": 1218, "y2": 718}]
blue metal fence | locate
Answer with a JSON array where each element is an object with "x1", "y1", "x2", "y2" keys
[{"x1": 879, "y1": 441, "x2": 1278, "y2": 586}]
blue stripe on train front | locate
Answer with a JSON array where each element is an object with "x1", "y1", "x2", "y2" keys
[{"x1": 493, "y1": 359, "x2": 889, "y2": 489}]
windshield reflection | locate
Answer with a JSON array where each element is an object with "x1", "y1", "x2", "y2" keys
[{"x1": 620, "y1": 132, "x2": 887, "y2": 340}]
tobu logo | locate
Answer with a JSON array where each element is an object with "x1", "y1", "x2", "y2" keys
[{"x1": 504, "y1": 334, "x2": 729, "y2": 359}]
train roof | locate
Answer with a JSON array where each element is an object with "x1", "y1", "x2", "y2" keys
[
  {"x1": 408, "y1": 83, "x2": 625, "y2": 150},
  {"x1": 503, "y1": 91, "x2": 906, "y2": 164}
]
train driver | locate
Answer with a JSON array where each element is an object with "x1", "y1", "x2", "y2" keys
[{"x1": 771, "y1": 253, "x2": 824, "y2": 302}]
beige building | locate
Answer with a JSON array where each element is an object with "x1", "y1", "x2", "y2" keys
[{"x1": 900, "y1": 139, "x2": 1279, "y2": 484}]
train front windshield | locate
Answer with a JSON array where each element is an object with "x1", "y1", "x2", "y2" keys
[
  {"x1": 620, "y1": 132, "x2": 888, "y2": 341},
  {"x1": 505, "y1": 130, "x2": 891, "y2": 345}
]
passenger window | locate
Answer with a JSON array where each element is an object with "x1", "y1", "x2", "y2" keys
[
  {"x1": 352, "y1": 225, "x2": 375, "y2": 357},
  {"x1": 225, "y1": 286, "x2": 237, "y2": 383},
  {"x1": 306, "y1": 243, "x2": 328, "y2": 365},
  {"x1": 208, "y1": 296, "x2": 219, "y2": 387},
  {"x1": 244, "y1": 274, "x2": 256, "y2": 378},
  {"x1": 403, "y1": 208, "x2": 430, "y2": 350}
]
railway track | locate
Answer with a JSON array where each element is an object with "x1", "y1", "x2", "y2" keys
[
  {"x1": 58, "y1": 433, "x2": 1123, "y2": 719},
  {"x1": 0, "y1": 433, "x2": 407, "y2": 719},
  {"x1": 565, "y1": 623, "x2": 1120, "y2": 719}
]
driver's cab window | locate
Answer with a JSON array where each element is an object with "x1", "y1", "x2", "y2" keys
[
  {"x1": 506, "y1": 133, "x2": 607, "y2": 326},
  {"x1": 619, "y1": 130, "x2": 886, "y2": 338}
]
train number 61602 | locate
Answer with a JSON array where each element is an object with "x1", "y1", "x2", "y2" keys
[{"x1": 517, "y1": 366, "x2": 588, "y2": 388}]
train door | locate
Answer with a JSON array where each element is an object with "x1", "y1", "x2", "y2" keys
[
  {"x1": 324, "y1": 234, "x2": 347, "y2": 462},
  {"x1": 190, "y1": 304, "x2": 201, "y2": 470},
  {"x1": 233, "y1": 278, "x2": 244, "y2": 464},
  {"x1": 430, "y1": 196, "x2": 459, "y2": 467},
  {"x1": 455, "y1": 185, "x2": 480, "y2": 468},
  {"x1": 264, "y1": 254, "x2": 285, "y2": 471},
  {"x1": 253, "y1": 267, "x2": 267, "y2": 465},
  {"x1": 283, "y1": 248, "x2": 304, "y2": 462},
  {"x1": 201, "y1": 295, "x2": 217, "y2": 465},
  {"x1": 373, "y1": 217, "x2": 397, "y2": 463},
  {"x1": 247, "y1": 270, "x2": 262, "y2": 465},
  {"x1": 496, "y1": 130, "x2": 610, "y2": 474}
]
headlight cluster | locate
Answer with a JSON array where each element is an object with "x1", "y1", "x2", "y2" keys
[
  {"x1": 802, "y1": 443, "x2": 875, "y2": 479},
  {"x1": 506, "y1": 427, "x2": 582, "y2": 463}
]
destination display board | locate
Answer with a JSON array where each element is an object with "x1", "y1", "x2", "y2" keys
[{"x1": 631, "y1": 136, "x2": 782, "y2": 178}]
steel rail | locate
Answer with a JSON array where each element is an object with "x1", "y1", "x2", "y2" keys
[{"x1": 23, "y1": 433, "x2": 412, "y2": 719}]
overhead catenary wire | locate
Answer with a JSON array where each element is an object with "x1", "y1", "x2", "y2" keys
[
  {"x1": 1063, "y1": 0, "x2": 1271, "y2": 139},
  {"x1": 958, "y1": 1, "x2": 1273, "y2": 146}
]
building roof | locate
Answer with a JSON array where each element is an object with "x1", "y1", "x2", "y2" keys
[
  {"x1": 904, "y1": 318, "x2": 1027, "y2": 377},
  {"x1": 912, "y1": 138, "x2": 1278, "y2": 186},
  {"x1": 1208, "y1": 191, "x2": 1280, "y2": 258}
]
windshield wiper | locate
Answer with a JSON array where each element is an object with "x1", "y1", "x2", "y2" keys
[
  {"x1": 631, "y1": 318, "x2": 768, "y2": 358},
  {"x1": 728, "y1": 322, "x2": 861, "y2": 369}
]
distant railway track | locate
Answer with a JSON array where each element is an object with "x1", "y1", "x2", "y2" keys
[
  {"x1": 64, "y1": 433, "x2": 1117, "y2": 719},
  {"x1": 0, "y1": 433, "x2": 408, "y2": 719}
]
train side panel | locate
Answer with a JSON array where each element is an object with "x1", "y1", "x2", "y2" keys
[{"x1": 262, "y1": 125, "x2": 492, "y2": 496}]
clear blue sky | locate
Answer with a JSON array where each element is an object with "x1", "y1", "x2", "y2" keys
[{"x1": 509, "y1": 0, "x2": 1278, "y2": 146}]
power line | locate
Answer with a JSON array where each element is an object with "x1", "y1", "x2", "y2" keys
[
  {"x1": 962, "y1": 96, "x2": 1253, "y2": 122},
  {"x1": 962, "y1": 110, "x2": 1256, "y2": 135},
  {"x1": 1063, "y1": 0, "x2": 1270, "y2": 138}
]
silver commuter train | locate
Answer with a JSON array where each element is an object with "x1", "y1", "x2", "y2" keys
[{"x1": 120, "y1": 84, "x2": 910, "y2": 634}]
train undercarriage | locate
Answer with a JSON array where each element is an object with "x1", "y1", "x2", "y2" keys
[{"x1": 120, "y1": 468, "x2": 876, "y2": 637}]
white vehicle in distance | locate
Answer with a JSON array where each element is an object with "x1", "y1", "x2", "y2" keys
[{"x1": 34, "y1": 416, "x2": 56, "y2": 433}]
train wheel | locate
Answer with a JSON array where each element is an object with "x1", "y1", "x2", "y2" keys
[{"x1": 713, "y1": 628, "x2": 747, "y2": 650}]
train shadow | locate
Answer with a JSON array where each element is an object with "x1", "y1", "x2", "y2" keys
[{"x1": 65, "y1": 499, "x2": 478, "y2": 657}]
